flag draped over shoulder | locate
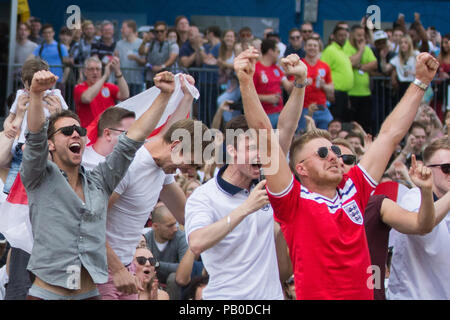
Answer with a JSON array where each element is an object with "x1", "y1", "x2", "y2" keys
[
  {"x1": 0, "y1": 174, "x2": 33, "y2": 254},
  {"x1": 87, "y1": 73, "x2": 199, "y2": 145}
]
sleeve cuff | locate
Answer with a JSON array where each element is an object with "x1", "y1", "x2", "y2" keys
[{"x1": 266, "y1": 175, "x2": 294, "y2": 198}]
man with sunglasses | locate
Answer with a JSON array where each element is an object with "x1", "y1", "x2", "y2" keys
[
  {"x1": 333, "y1": 139, "x2": 440, "y2": 300},
  {"x1": 20, "y1": 70, "x2": 176, "y2": 300},
  {"x1": 388, "y1": 137, "x2": 450, "y2": 300},
  {"x1": 284, "y1": 28, "x2": 305, "y2": 59},
  {"x1": 235, "y1": 47, "x2": 439, "y2": 299}
]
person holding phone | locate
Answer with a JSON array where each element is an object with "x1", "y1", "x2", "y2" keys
[{"x1": 297, "y1": 37, "x2": 334, "y2": 132}]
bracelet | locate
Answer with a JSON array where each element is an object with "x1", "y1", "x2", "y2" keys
[
  {"x1": 115, "y1": 73, "x2": 123, "y2": 78},
  {"x1": 412, "y1": 78, "x2": 428, "y2": 90},
  {"x1": 226, "y1": 215, "x2": 231, "y2": 231},
  {"x1": 294, "y1": 79, "x2": 308, "y2": 88},
  {"x1": 161, "y1": 64, "x2": 166, "y2": 69}
]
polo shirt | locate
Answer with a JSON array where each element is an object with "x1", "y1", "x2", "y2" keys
[
  {"x1": 33, "y1": 41, "x2": 68, "y2": 81},
  {"x1": 303, "y1": 59, "x2": 332, "y2": 108},
  {"x1": 321, "y1": 41, "x2": 354, "y2": 92},
  {"x1": 267, "y1": 164, "x2": 377, "y2": 300},
  {"x1": 253, "y1": 61, "x2": 285, "y2": 114},
  {"x1": 73, "y1": 81, "x2": 119, "y2": 128},
  {"x1": 185, "y1": 165, "x2": 284, "y2": 300},
  {"x1": 343, "y1": 42, "x2": 377, "y2": 96}
]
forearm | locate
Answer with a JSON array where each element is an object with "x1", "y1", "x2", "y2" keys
[
  {"x1": 361, "y1": 61, "x2": 378, "y2": 73},
  {"x1": 274, "y1": 222, "x2": 293, "y2": 283},
  {"x1": 180, "y1": 53, "x2": 196, "y2": 68},
  {"x1": 106, "y1": 241, "x2": 125, "y2": 274},
  {"x1": 416, "y1": 187, "x2": 436, "y2": 234},
  {"x1": 322, "y1": 83, "x2": 334, "y2": 97},
  {"x1": 189, "y1": 205, "x2": 249, "y2": 256},
  {"x1": 211, "y1": 108, "x2": 225, "y2": 130},
  {"x1": 81, "y1": 75, "x2": 107, "y2": 103},
  {"x1": 277, "y1": 86, "x2": 305, "y2": 154},
  {"x1": 27, "y1": 92, "x2": 46, "y2": 133},
  {"x1": 125, "y1": 92, "x2": 171, "y2": 141},
  {"x1": 164, "y1": 53, "x2": 178, "y2": 68},
  {"x1": 0, "y1": 132, "x2": 14, "y2": 168},
  {"x1": 160, "y1": 183, "x2": 186, "y2": 225},
  {"x1": 175, "y1": 249, "x2": 196, "y2": 286},
  {"x1": 350, "y1": 50, "x2": 364, "y2": 67},
  {"x1": 116, "y1": 76, "x2": 130, "y2": 101}
]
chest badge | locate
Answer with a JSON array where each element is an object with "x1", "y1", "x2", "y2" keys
[{"x1": 342, "y1": 200, "x2": 363, "y2": 225}]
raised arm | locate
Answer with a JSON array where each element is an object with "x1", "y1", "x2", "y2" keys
[
  {"x1": 277, "y1": 54, "x2": 307, "y2": 155},
  {"x1": 125, "y1": 71, "x2": 175, "y2": 142},
  {"x1": 359, "y1": 53, "x2": 439, "y2": 182},
  {"x1": 234, "y1": 48, "x2": 293, "y2": 193},
  {"x1": 81, "y1": 63, "x2": 112, "y2": 104},
  {"x1": 110, "y1": 57, "x2": 130, "y2": 101},
  {"x1": 380, "y1": 155, "x2": 436, "y2": 235},
  {"x1": 159, "y1": 182, "x2": 186, "y2": 225}
]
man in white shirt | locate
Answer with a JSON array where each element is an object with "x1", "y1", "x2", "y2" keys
[
  {"x1": 97, "y1": 75, "x2": 213, "y2": 300},
  {"x1": 185, "y1": 53, "x2": 306, "y2": 299},
  {"x1": 388, "y1": 137, "x2": 450, "y2": 299},
  {"x1": 82, "y1": 107, "x2": 135, "y2": 171}
]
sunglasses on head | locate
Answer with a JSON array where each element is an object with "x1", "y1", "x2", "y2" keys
[
  {"x1": 136, "y1": 256, "x2": 160, "y2": 267},
  {"x1": 50, "y1": 125, "x2": 87, "y2": 138},
  {"x1": 427, "y1": 163, "x2": 450, "y2": 174},
  {"x1": 300, "y1": 145, "x2": 341, "y2": 163},
  {"x1": 340, "y1": 154, "x2": 356, "y2": 165}
]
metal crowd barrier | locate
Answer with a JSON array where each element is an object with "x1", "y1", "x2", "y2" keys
[{"x1": 1, "y1": 63, "x2": 448, "y2": 132}]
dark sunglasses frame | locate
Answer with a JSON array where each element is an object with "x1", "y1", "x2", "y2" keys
[
  {"x1": 49, "y1": 125, "x2": 87, "y2": 138},
  {"x1": 300, "y1": 145, "x2": 341, "y2": 163},
  {"x1": 136, "y1": 256, "x2": 160, "y2": 267},
  {"x1": 427, "y1": 163, "x2": 450, "y2": 174},
  {"x1": 107, "y1": 127, "x2": 126, "y2": 133},
  {"x1": 340, "y1": 154, "x2": 357, "y2": 165}
]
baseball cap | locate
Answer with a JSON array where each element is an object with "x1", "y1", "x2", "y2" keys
[{"x1": 373, "y1": 30, "x2": 388, "y2": 42}]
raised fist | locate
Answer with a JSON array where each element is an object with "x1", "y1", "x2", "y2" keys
[
  {"x1": 415, "y1": 53, "x2": 439, "y2": 85},
  {"x1": 234, "y1": 47, "x2": 260, "y2": 81},
  {"x1": 280, "y1": 54, "x2": 307, "y2": 81},
  {"x1": 154, "y1": 71, "x2": 175, "y2": 94},
  {"x1": 30, "y1": 71, "x2": 58, "y2": 94}
]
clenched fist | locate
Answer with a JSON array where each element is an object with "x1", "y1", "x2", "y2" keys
[
  {"x1": 30, "y1": 71, "x2": 58, "y2": 94},
  {"x1": 415, "y1": 53, "x2": 439, "y2": 85},
  {"x1": 154, "y1": 71, "x2": 175, "y2": 94},
  {"x1": 280, "y1": 54, "x2": 307, "y2": 81},
  {"x1": 234, "y1": 47, "x2": 260, "y2": 82}
]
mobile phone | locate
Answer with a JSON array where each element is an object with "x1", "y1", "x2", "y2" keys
[
  {"x1": 229, "y1": 101, "x2": 243, "y2": 111},
  {"x1": 258, "y1": 167, "x2": 265, "y2": 182}
]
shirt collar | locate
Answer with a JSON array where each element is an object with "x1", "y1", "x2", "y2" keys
[{"x1": 216, "y1": 165, "x2": 243, "y2": 196}]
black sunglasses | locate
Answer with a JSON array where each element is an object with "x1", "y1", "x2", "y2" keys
[
  {"x1": 300, "y1": 145, "x2": 341, "y2": 163},
  {"x1": 136, "y1": 256, "x2": 160, "y2": 267},
  {"x1": 340, "y1": 154, "x2": 356, "y2": 165},
  {"x1": 428, "y1": 163, "x2": 450, "y2": 174},
  {"x1": 50, "y1": 125, "x2": 87, "y2": 138},
  {"x1": 107, "y1": 128, "x2": 126, "y2": 133}
]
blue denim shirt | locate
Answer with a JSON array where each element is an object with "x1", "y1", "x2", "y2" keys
[{"x1": 20, "y1": 121, "x2": 144, "y2": 289}]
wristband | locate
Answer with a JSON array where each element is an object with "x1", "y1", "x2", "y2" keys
[
  {"x1": 115, "y1": 73, "x2": 123, "y2": 78},
  {"x1": 161, "y1": 64, "x2": 166, "y2": 69},
  {"x1": 293, "y1": 79, "x2": 308, "y2": 88},
  {"x1": 412, "y1": 78, "x2": 428, "y2": 90}
]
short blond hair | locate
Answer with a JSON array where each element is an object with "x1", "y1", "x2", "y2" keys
[{"x1": 423, "y1": 136, "x2": 450, "y2": 164}]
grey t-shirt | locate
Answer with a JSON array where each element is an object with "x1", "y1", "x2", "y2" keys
[
  {"x1": 15, "y1": 40, "x2": 38, "y2": 64},
  {"x1": 115, "y1": 38, "x2": 143, "y2": 84}
]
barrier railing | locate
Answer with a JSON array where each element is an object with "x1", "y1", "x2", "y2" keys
[{"x1": 1, "y1": 63, "x2": 448, "y2": 132}]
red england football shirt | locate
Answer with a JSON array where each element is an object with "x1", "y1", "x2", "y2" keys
[
  {"x1": 268, "y1": 164, "x2": 377, "y2": 300},
  {"x1": 303, "y1": 59, "x2": 332, "y2": 109},
  {"x1": 74, "y1": 81, "x2": 119, "y2": 128},
  {"x1": 253, "y1": 61, "x2": 285, "y2": 114}
]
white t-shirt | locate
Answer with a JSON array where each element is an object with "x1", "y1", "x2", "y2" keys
[
  {"x1": 185, "y1": 170, "x2": 284, "y2": 300},
  {"x1": 389, "y1": 51, "x2": 419, "y2": 82},
  {"x1": 107, "y1": 146, "x2": 175, "y2": 265},
  {"x1": 0, "y1": 265, "x2": 8, "y2": 300},
  {"x1": 81, "y1": 145, "x2": 106, "y2": 171},
  {"x1": 0, "y1": 180, "x2": 7, "y2": 205},
  {"x1": 10, "y1": 89, "x2": 69, "y2": 144},
  {"x1": 387, "y1": 188, "x2": 450, "y2": 300}
]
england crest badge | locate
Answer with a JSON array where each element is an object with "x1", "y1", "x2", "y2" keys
[{"x1": 342, "y1": 200, "x2": 363, "y2": 225}]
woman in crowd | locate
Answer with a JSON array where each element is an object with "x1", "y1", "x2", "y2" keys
[
  {"x1": 134, "y1": 246, "x2": 169, "y2": 300},
  {"x1": 387, "y1": 35, "x2": 419, "y2": 98}
]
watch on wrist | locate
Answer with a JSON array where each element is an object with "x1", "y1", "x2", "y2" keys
[
  {"x1": 294, "y1": 79, "x2": 308, "y2": 88},
  {"x1": 413, "y1": 78, "x2": 428, "y2": 91}
]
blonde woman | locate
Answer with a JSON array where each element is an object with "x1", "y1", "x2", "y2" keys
[{"x1": 386, "y1": 35, "x2": 419, "y2": 97}]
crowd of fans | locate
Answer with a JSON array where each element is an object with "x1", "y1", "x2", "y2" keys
[{"x1": 0, "y1": 11, "x2": 449, "y2": 301}]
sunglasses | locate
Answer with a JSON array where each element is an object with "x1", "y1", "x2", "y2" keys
[
  {"x1": 290, "y1": 36, "x2": 301, "y2": 40},
  {"x1": 300, "y1": 145, "x2": 341, "y2": 163},
  {"x1": 50, "y1": 125, "x2": 87, "y2": 138},
  {"x1": 428, "y1": 163, "x2": 450, "y2": 174},
  {"x1": 340, "y1": 154, "x2": 356, "y2": 165},
  {"x1": 301, "y1": 30, "x2": 313, "y2": 33},
  {"x1": 136, "y1": 256, "x2": 160, "y2": 267},
  {"x1": 107, "y1": 128, "x2": 126, "y2": 133}
]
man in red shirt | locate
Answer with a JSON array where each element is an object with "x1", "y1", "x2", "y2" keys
[
  {"x1": 74, "y1": 56, "x2": 129, "y2": 128},
  {"x1": 253, "y1": 39, "x2": 293, "y2": 128},
  {"x1": 234, "y1": 48, "x2": 439, "y2": 299},
  {"x1": 298, "y1": 37, "x2": 334, "y2": 131}
]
